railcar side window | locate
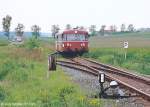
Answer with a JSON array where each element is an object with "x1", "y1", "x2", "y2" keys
[
  {"x1": 85, "y1": 35, "x2": 88, "y2": 41},
  {"x1": 57, "y1": 34, "x2": 67, "y2": 41},
  {"x1": 57, "y1": 34, "x2": 63, "y2": 41},
  {"x1": 60, "y1": 34, "x2": 67, "y2": 41}
]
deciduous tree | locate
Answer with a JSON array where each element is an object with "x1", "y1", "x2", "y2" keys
[
  {"x1": 15, "y1": 23, "x2": 25, "y2": 41},
  {"x1": 2, "y1": 15, "x2": 12, "y2": 40},
  {"x1": 89, "y1": 25, "x2": 96, "y2": 36},
  {"x1": 31, "y1": 25, "x2": 41, "y2": 39},
  {"x1": 51, "y1": 25, "x2": 60, "y2": 38},
  {"x1": 110, "y1": 25, "x2": 117, "y2": 32},
  {"x1": 128, "y1": 24, "x2": 134, "y2": 32},
  {"x1": 121, "y1": 24, "x2": 126, "y2": 32},
  {"x1": 89, "y1": 25, "x2": 96, "y2": 32},
  {"x1": 100, "y1": 25, "x2": 106, "y2": 36},
  {"x1": 66, "y1": 24, "x2": 71, "y2": 30}
]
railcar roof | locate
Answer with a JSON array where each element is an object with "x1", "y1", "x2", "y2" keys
[{"x1": 63, "y1": 30, "x2": 88, "y2": 35}]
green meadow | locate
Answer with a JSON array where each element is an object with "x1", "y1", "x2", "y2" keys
[
  {"x1": 83, "y1": 33, "x2": 150, "y2": 75},
  {"x1": 0, "y1": 38, "x2": 103, "y2": 107},
  {"x1": 0, "y1": 32, "x2": 149, "y2": 107}
]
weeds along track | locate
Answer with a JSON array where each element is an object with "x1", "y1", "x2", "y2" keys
[
  {"x1": 73, "y1": 58, "x2": 150, "y2": 84},
  {"x1": 56, "y1": 57, "x2": 150, "y2": 104}
]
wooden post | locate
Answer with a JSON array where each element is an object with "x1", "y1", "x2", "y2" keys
[
  {"x1": 48, "y1": 54, "x2": 56, "y2": 71},
  {"x1": 47, "y1": 54, "x2": 56, "y2": 78}
]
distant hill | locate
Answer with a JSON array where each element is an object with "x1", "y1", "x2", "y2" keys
[{"x1": 0, "y1": 32, "x2": 52, "y2": 38}]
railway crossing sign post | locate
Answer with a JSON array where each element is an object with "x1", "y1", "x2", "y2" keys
[
  {"x1": 98, "y1": 73, "x2": 105, "y2": 98},
  {"x1": 123, "y1": 41, "x2": 128, "y2": 60},
  {"x1": 98, "y1": 73, "x2": 105, "y2": 83}
]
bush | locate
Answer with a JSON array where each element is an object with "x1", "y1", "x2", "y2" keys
[
  {"x1": 0, "y1": 87, "x2": 6, "y2": 101},
  {"x1": 11, "y1": 69, "x2": 28, "y2": 82},
  {"x1": 26, "y1": 37, "x2": 40, "y2": 50},
  {"x1": 59, "y1": 86, "x2": 75, "y2": 107},
  {"x1": 0, "y1": 61, "x2": 15, "y2": 80},
  {"x1": 59, "y1": 86, "x2": 75, "y2": 98},
  {"x1": 113, "y1": 52, "x2": 125, "y2": 65},
  {"x1": 98, "y1": 55, "x2": 114, "y2": 64}
]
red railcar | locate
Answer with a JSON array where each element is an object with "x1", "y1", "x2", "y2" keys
[{"x1": 56, "y1": 29, "x2": 89, "y2": 54}]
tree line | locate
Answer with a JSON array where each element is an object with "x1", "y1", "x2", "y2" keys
[
  {"x1": 2, "y1": 15, "x2": 41, "y2": 41},
  {"x1": 1, "y1": 15, "x2": 135, "y2": 41}
]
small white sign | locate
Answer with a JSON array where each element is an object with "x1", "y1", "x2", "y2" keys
[
  {"x1": 101, "y1": 74, "x2": 105, "y2": 83},
  {"x1": 98, "y1": 73, "x2": 105, "y2": 83},
  {"x1": 124, "y1": 41, "x2": 128, "y2": 48}
]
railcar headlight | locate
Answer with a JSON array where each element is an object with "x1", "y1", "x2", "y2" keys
[
  {"x1": 81, "y1": 43, "x2": 85, "y2": 47},
  {"x1": 62, "y1": 44, "x2": 65, "y2": 47},
  {"x1": 67, "y1": 43, "x2": 69, "y2": 46},
  {"x1": 82, "y1": 43, "x2": 85, "y2": 46}
]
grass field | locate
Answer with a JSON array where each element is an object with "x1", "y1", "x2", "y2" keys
[
  {"x1": 0, "y1": 38, "x2": 104, "y2": 107},
  {"x1": 84, "y1": 32, "x2": 150, "y2": 75},
  {"x1": 90, "y1": 32, "x2": 150, "y2": 48},
  {"x1": 0, "y1": 32, "x2": 149, "y2": 106}
]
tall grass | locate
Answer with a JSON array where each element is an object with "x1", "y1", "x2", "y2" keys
[
  {"x1": 0, "y1": 40, "x2": 104, "y2": 107},
  {"x1": 0, "y1": 39, "x2": 9, "y2": 46},
  {"x1": 83, "y1": 48, "x2": 150, "y2": 75}
]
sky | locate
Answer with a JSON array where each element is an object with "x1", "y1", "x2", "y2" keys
[{"x1": 0, "y1": 0, "x2": 150, "y2": 32}]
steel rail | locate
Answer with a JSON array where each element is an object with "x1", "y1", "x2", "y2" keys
[
  {"x1": 57, "y1": 59, "x2": 150, "y2": 102},
  {"x1": 72, "y1": 58, "x2": 150, "y2": 85}
]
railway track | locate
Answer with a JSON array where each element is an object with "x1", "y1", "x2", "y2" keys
[{"x1": 56, "y1": 58, "x2": 150, "y2": 106}]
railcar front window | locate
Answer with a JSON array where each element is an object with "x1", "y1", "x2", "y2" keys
[{"x1": 66, "y1": 34, "x2": 86, "y2": 41}]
